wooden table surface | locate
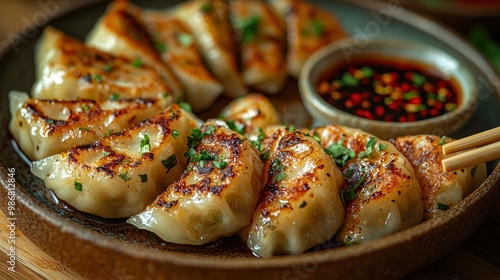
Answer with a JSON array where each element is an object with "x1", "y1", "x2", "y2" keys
[{"x1": 0, "y1": 1, "x2": 499, "y2": 279}]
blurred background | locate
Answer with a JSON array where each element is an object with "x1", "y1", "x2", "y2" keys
[{"x1": 1, "y1": 0, "x2": 499, "y2": 72}]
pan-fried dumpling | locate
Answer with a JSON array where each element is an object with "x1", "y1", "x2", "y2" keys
[
  {"x1": 32, "y1": 27, "x2": 170, "y2": 101},
  {"x1": 174, "y1": 0, "x2": 248, "y2": 98},
  {"x1": 270, "y1": 0, "x2": 347, "y2": 78},
  {"x1": 230, "y1": 0, "x2": 287, "y2": 94},
  {"x1": 143, "y1": 11, "x2": 223, "y2": 112},
  {"x1": 309, "y1": 125, "x2": 423, "y2": 245},
  {"x1": 127, "y1": 119, "x2": 263, "y2": 245},
  {"x1": 390, "y1": 135, "x2": 486, "y2": 220},
  {"x1": 31, "y1": 105, "x2": 199, "y2": 218},
  {"x1": 242, "y1": 128, "x2": 344, "y2": 257},
  {"x1": 9, "y1": 90, "x2": 168, "y2": 160},
  {"x1": 86, "y1": 0, "x2": 183, "y2": 101},
  {"x1": 219, "y1": 93, "x2": 281, "y2": 137}
]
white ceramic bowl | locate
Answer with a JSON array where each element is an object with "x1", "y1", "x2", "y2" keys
[{"x1": 299, "y1": 37, "x2": 479, "y2": 139}]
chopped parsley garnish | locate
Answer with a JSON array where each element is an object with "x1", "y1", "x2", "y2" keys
[
  {"x1": 287, "y1": 125, "x2": 296, "y2": 132},
  {"x1": 299, "y1": 201, "x2": 307, "y2": 208},
  {"x1": 358, "y1": 137, "x2": 377, "y2": 158},
  {"x1": 187, "y1": 150, "x2": 215, "y2": 167},
  {"x1": 163, "y1": 92, "x2": 170, "y2": 98},
  {"x1": 132, "y1": 57, "x2": 142, "y2": 68},
  {"x1": 179, "y1": 102, "x2": 192, "y2": 112},
  {"x1": 271, "y1": 158, "x2": 286, "y2": 183},
  {"x1": 324, "y1": 141, "x2": 356, "y2": 167},
  {"x1": 341, "y1": 174, "x2": 366, "y2": 204},
  {"x1": 103, "y1": 64, "x2": 113, "y2": 72},
  {"x1": 200, "y1": 3, "x2": 212, "y2": 13},
  {"x1": 204, "y1": 125, "x2": 215, "y2": 135},
  {"x1": 110, "y1": 93, "x2": 119, "y2": 101},
  {"x1": 251, "y1": 128, "x2": 265, "y2": 148},
  {"x1": 235, "y1": 16, "x2": 260, "y2": 43},
  {"x1": 102, "y1": 152, "x2": 109, "y2": 157},
  {"x1": 378, "y1": 143, "x2": 387, "y2": 151},
  {"x1": 187, "y1": 128, "x2": 205, "y2": 147},
  {"x1": 312, "y1": 132, "x2": 321, "y2": 144},
  {"x1": 226, "y1": 120, "x2": 245, "y2": 135},
  {"x1": 74, "y1": 181, "x2": 82, "y2": 191},
  {"x1": 436, "y1": 202, "x2": 450, "y2": 211},
  {"x1": 162, "y1": 154, "x2": 177, "y2": 173},
  {"x1": 311, "y1": 19, "x2": 324, "y2": 37},
  {"x1": 155, "y1": 42, "x2": 167, "y2": 53},
  {"x1": 92, "y1": 73, "x2": 103, "y2": 83},
  {"x1": 106, "y1": 129, "x2": 112, "y2": 137},
  {"x1": 213, "y1": 159, "x2": 228, "y2": 169},
  {"x1": 260, "y1": 150, "x2": 270, "y2": 161},
  {"x1": 140, "y1": 134, "x2": 151, "y2": 155},
  {"x1": 439, "y1": 135, "x2": 447, "y2": 146},
  {"x1": 81, "y1": 104, "x2": 91, "y2": 111},
  {"x1": 177, "y1": 32, "x2": 194, "y2": 47},
  {"x1": 46, "y1": 118, "x2": 54, "y2": 124},
  {"x1": 119, "y1": 171, "x2": 131, "y2": 182},
  {"x1": 172, "y1": 130, "x2": 180, "y2": 139},
  {"x1": 138, "y1": 174, "x2": 148, "y2": 183}
]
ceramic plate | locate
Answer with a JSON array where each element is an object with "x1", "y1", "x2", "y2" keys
[{"x1": 1, "y1": 0, "x2": 499, "y2": 279}]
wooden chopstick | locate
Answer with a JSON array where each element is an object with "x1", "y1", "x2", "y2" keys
[{"x1": 441, "y1": 126, "x2": 500, "y2": 172}]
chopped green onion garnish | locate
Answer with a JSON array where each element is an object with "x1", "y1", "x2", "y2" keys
[
  {"x1": 172, "y1": 130, "x2": 180, "y2": 139},
  {"x1": 74, "y1": 181, "x2": 82, "y2": 191},
  {"x1": 119, "y1": 171, "x2": 131, "y2": 182},
  {"x1": 162, "y1": 154, "x2": 177, "y2": 173},
  {"x1": 138, "y1": 174, "x2": 148, "y2": 183},
  {"x1": 140, "y1": 134, "x2": 151, "y2": 155},
  {"x1": 132, "y1": 58, "x2": 142, "y2": 68},
  {"x1": 439, "y1": 136, "x2": 447, "y2": 146},
  {"x1": 110, "y1": 93, "x2": 119, "y2": 101}
]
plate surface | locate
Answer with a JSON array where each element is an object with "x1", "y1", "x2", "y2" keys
[{"x1": 0, "y1": 0, "x2": 499, "y2": 279}]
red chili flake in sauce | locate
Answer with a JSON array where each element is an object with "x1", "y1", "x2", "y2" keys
[{"x1": 316, "y1": 58, "x2": 461, "y2": 122}]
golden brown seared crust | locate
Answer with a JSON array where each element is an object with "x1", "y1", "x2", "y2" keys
[
  {"x1": 143, "y1": 11, "x2": 223, "y2": 112},
  {"x1": 309, "y1": 124, "x2": 423, "y2": 244},
  {"x1": 271, "y1": 0, "x2": 347, "y2": 77},
  {"x1": 34, "y1": 27, "x2": 169, "y2": 101},
  {"x1": 244, "y1": 127, "x2": 344, "y2": 257},
  {"x1": 155, "y1": 122, "x2": 250, "y2": 209},
  {"x1": 9, "y1": 90, "x2": 168, "y2": 160},
  {"x1": 174, "y1": 0, "x2": 248, "y2": 98},
  {"x1": 31, "y1": 103, "x2": 199, "y2": 218},
  {"x1": 259, "y1": 131, "x2": 316, "y2": 213},
  {"x1": 231, "y1": 0, "x2": 288, "y2": 93},
  {"x1": 390, "y1": 135, "x2": 473, "y2": 219},
  {"x1": 220, "y1": 93, "x2": 282, "y2": 137},
  {"x1": 66, "y1": 105, "x2": 183, "y2": 177},
  {"x1": 25, "y1": 98, "x2": 160, "y2": 136},
  {"x1": 87, "y1": 0, "x2": 183, "y2": 100}
]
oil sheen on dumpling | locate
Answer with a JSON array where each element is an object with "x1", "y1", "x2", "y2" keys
[
  {"x1": 309, "y1": 125, "x2": 423, "y2": 245},
  {"x1": 242, "y1": 128, "x2": 344, "y2": 257},
  {"x1": 390, "y1": 135, "x2": 486, "y2": 220},
  {"x1": 9, "y1": 90, "x2": 168, "y2": 160},
  {"x1": 219, "y1": 93, "x2": 281, "y2": 137},
  {"x1": 31, "y1": 105, "x2": 198, "y2": 218},
  {"x1": 231, "y1": 0, "x2": 287, "y2": 94},
  {"x1": 143, "y1": 11, "x2": 223, "y2": 112},
  {"x1": 32, "y1": 27, "x2": 170, "y2": 101},
  {"x1": 175, "y1": 0, "x2": 248, "y2": 98},
  {"x1": 128, "y1": 119, "x2": 263, "y2": 245},
  {"x1": 270, "y1": 0, "x2": 347, "y2": 78},
  {"x1": 86, "y1": 0, "x2": 183, "y2": 101}
]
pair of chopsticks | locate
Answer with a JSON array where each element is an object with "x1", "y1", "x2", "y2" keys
[{"x1": 441, "y1": 126, "x2": 500, "y2": 172}]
